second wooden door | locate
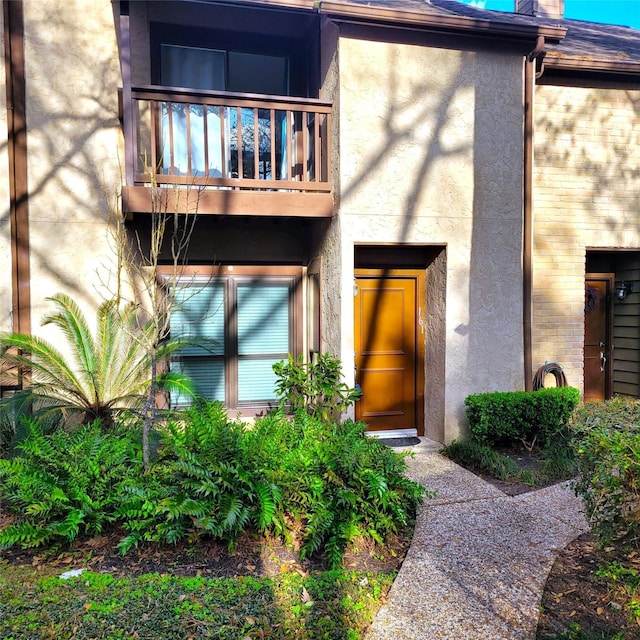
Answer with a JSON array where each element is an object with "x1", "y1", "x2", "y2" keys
[{"x1": 354, "y1": 269, "x2": 424, "y2": 434}]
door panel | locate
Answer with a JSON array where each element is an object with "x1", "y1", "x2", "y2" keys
[
  {"x1": 354, "y1": 271, "x2": 423, "y2": 433},
  {"x1": 584, "y1": 274, "x2": 614, "y2": 402}
]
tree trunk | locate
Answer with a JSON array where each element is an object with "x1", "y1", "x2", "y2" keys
[{"x1": 142, "y1": 346, "x2": 157, "y2": 472}]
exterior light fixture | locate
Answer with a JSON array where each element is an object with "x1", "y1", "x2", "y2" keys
[{"x1": 615, "y1": 281, "x2": 633, "y2": 301}]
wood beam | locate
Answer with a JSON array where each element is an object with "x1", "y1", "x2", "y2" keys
[
  {"x1": 122, "y1": 186, "x2": 334, "y2": 218},
  {"x1": 4, "y1": 0, "x2": 31, "y2": 336}
]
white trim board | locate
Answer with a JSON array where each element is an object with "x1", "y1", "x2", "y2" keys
[{"x1": 365, "y1": 429, "x2": 418, "y2": 439}]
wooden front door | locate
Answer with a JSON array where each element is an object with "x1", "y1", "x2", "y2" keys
[
  {"x1": 354, "y1": 269, "x2": 424, "y2": 434},
  {"x1": 584, "y1": 274, "x2": 614, "y2": 402}
]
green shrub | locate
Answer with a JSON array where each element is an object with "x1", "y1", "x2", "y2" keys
[
  {"x1": 116, "y1": 400, "x2": 278, "y2": 553},
  {"x1": 570, "y1": 396, "x2": 640, "y2": 437},
  {"x1": 116, "y1": 400, "x2": 426, "y2": 566},
  {"x1": 0, "y1": 418, "x2": 140, "y2": 549},
  {"x1": 465, "y1": 387, "x2": 580, "y2": 447},
  {"x1": 0, "y1": 408, "x2": 15, "y2": 457},
  {"x1": 0, "y1": 347, "x2": 426, "y2": 569},
  {"x1": 243, "y1": 410, "x2": 427, "y2": 568},
  {"x1": 266, "y1": 353, "x2": 426, "y2": 566},
  {"x1": 273, "y1": 353, "x2": 361, "y2": 421},
  {"x1": 0, "y1": 397, "x2": 425, "y2": 566},
  {"x1": 571, "y1": 397, "x2": 640, "y2": 545}
]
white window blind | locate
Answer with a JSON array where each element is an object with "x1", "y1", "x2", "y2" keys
[
  {"x1": 171, "y1": 283, "x2": 225, "y2": 406},
  {"x1": 237, "y1": 282, "x2": 289, "y2": 402}
]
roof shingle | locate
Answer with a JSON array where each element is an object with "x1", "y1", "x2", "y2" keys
[{"x1": 325, "y1": 0, "x2": 640, "y2": 67}]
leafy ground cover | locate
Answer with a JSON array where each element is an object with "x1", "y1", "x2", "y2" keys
[
  {"x1": 0, "y1": 519, "x2": 410, "y2": 639},
  {"x1": 443, "y1": 439, "x2": 577, "y2": 496},
  {"x1": 536, "y1": 398, "x2": 640, "y2": 639},
  {"x1": 0, "y1": 565, "x2": 394, "y2": 639}
]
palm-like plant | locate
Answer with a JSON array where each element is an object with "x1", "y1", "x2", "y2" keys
[{"x1": 0, "y1": 293, "x2": 193, "y2": 430}]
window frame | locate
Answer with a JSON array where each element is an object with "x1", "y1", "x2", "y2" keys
[
  {"x1": 150, "y1": 22, "x2": 307, "y2": 97},
  {"x1": 161, "y1": 264, "x2": 303, "y2": 416}
]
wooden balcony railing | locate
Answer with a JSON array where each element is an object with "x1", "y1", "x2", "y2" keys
[{"x1": 125, "y1": 86, "x2": 332, "y2": 194}]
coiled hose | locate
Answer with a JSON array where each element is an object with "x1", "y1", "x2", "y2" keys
[{"x1": 532, "y1": 362, "x2": 568, "y2": 391}]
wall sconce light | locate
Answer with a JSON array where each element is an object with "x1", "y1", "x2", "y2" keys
[{"x1": 616, "y1": 281, "x2": 633, "y2": 301}]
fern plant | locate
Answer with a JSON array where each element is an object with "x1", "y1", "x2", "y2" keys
[
  {"x1": 116, "y1": 400, "x2": 279, "y2": 553},
  {"x1": 0, "y1": 418, "x2": 140, "y2": 549},
  {"x1": 0, "y1": 293, "x2": 194, "y2": 429},
  {"x1": 244, "y1": 410, "x2": 427, "y2": 567}
]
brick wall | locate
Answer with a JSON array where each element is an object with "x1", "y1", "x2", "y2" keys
[{"x1": 533, "y1": 82, "x2": 640, "y2": 394}]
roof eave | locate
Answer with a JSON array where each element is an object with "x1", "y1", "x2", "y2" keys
[
  {"x1": 318, "y1": 1, "x2": 566, "y2": 44},
  {"x1": 178, "y1": 0, "x2": 318, "y2": 8},
  {"x1": 544, "y1": 54, "x2": 640, "y2": 75},
  {"x1": 160, "y1": 0, "x2": 568, "y2": 45}
]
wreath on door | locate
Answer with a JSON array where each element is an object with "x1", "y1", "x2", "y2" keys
[{"x1": 585, "y1": 283, "x2": 600, "y2": 313}]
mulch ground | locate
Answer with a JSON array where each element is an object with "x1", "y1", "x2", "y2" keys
[
  {"x1": 537, "y1": 533, "x2": 640, "y2": 639},
  {"x1": 471, "y1": 446, "x2": 561, "y2": 496},
  {"x1": 0, "y1": 521, "x2": 408, "y2": 580}
]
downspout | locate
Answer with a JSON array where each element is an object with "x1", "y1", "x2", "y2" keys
[
  {"x1": 3, "y1": 0, "x2": 30, "y2": 337},
  {"x1": 523, "y1": 35, "x2": 544, "y2": 391}
]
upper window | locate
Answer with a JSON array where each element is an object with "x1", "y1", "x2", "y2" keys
[
  {"x1": 151, "y1": 25, "x2": 301, "y2": 181},
  {"x1": 151, "y1": 23, "x2": 309, "y2": 97},
  {"x1": 160, "y1": 44, "x2": 289, "y2": 95},
  {"x1": 167, "y1": 267, "x2": 302, "y2": 413}
]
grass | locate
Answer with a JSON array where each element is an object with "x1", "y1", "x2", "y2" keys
[
  {"x1": 0, "y1": 561, "x2": 394, "y2": 639},
  {"x1": 443, "y1": 440, "x2": 524, "y2": 481},
  {"x1": 442, "y1": 439, "x2": 577, "y2": 487}
]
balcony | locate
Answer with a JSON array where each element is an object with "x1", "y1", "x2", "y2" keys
[{"x1": 121, "y1": 86, "x2": 333, "y2": 217}]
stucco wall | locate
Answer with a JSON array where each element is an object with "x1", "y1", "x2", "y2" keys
[
  {"x1": 337, "y1": 37, "x2": 525, "y2": 441},
  {"x1": 533, "y1": 83, "x2": 640, "y2": 394},
  {"x1": 0, "y1": 9, "x2": 11, "y2": 333},
  {"x1": 317, "y1": 20, "x2": 343, "y2": 358},
  {"x1": 23, "y1": 0, "x2": 123, "y2": 340}
]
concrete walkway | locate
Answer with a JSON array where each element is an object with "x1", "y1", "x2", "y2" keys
[{"x1": 366, "y1": 441, "x2": 589, "y2": 640}]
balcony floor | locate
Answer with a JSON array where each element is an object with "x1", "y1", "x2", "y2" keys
[{"x1": 123, "y1": 186, "x2": 334, "y2": 218}]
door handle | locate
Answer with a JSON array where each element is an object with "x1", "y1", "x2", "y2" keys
[{"x1": 599, "y1": 342, "x2": 607, "y2": 372}]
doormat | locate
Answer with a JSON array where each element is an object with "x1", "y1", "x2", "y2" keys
[{"x1": 377, "y1": 437, "x2": 421, "y2": 447}]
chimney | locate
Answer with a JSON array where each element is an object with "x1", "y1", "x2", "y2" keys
[{"x1": 515, "y1": 0, "x2": 564, "y2": 19}]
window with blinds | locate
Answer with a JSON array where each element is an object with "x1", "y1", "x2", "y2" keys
[
  {"x1": 236, "y1": 282, "x2": 290, "y2": 402},
  {"x1": 170, "y1": 283, "x2": 225, "y2": 406},
  {"x1": 170, "y1": 273, "x2": 296, "y2": 410}
]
